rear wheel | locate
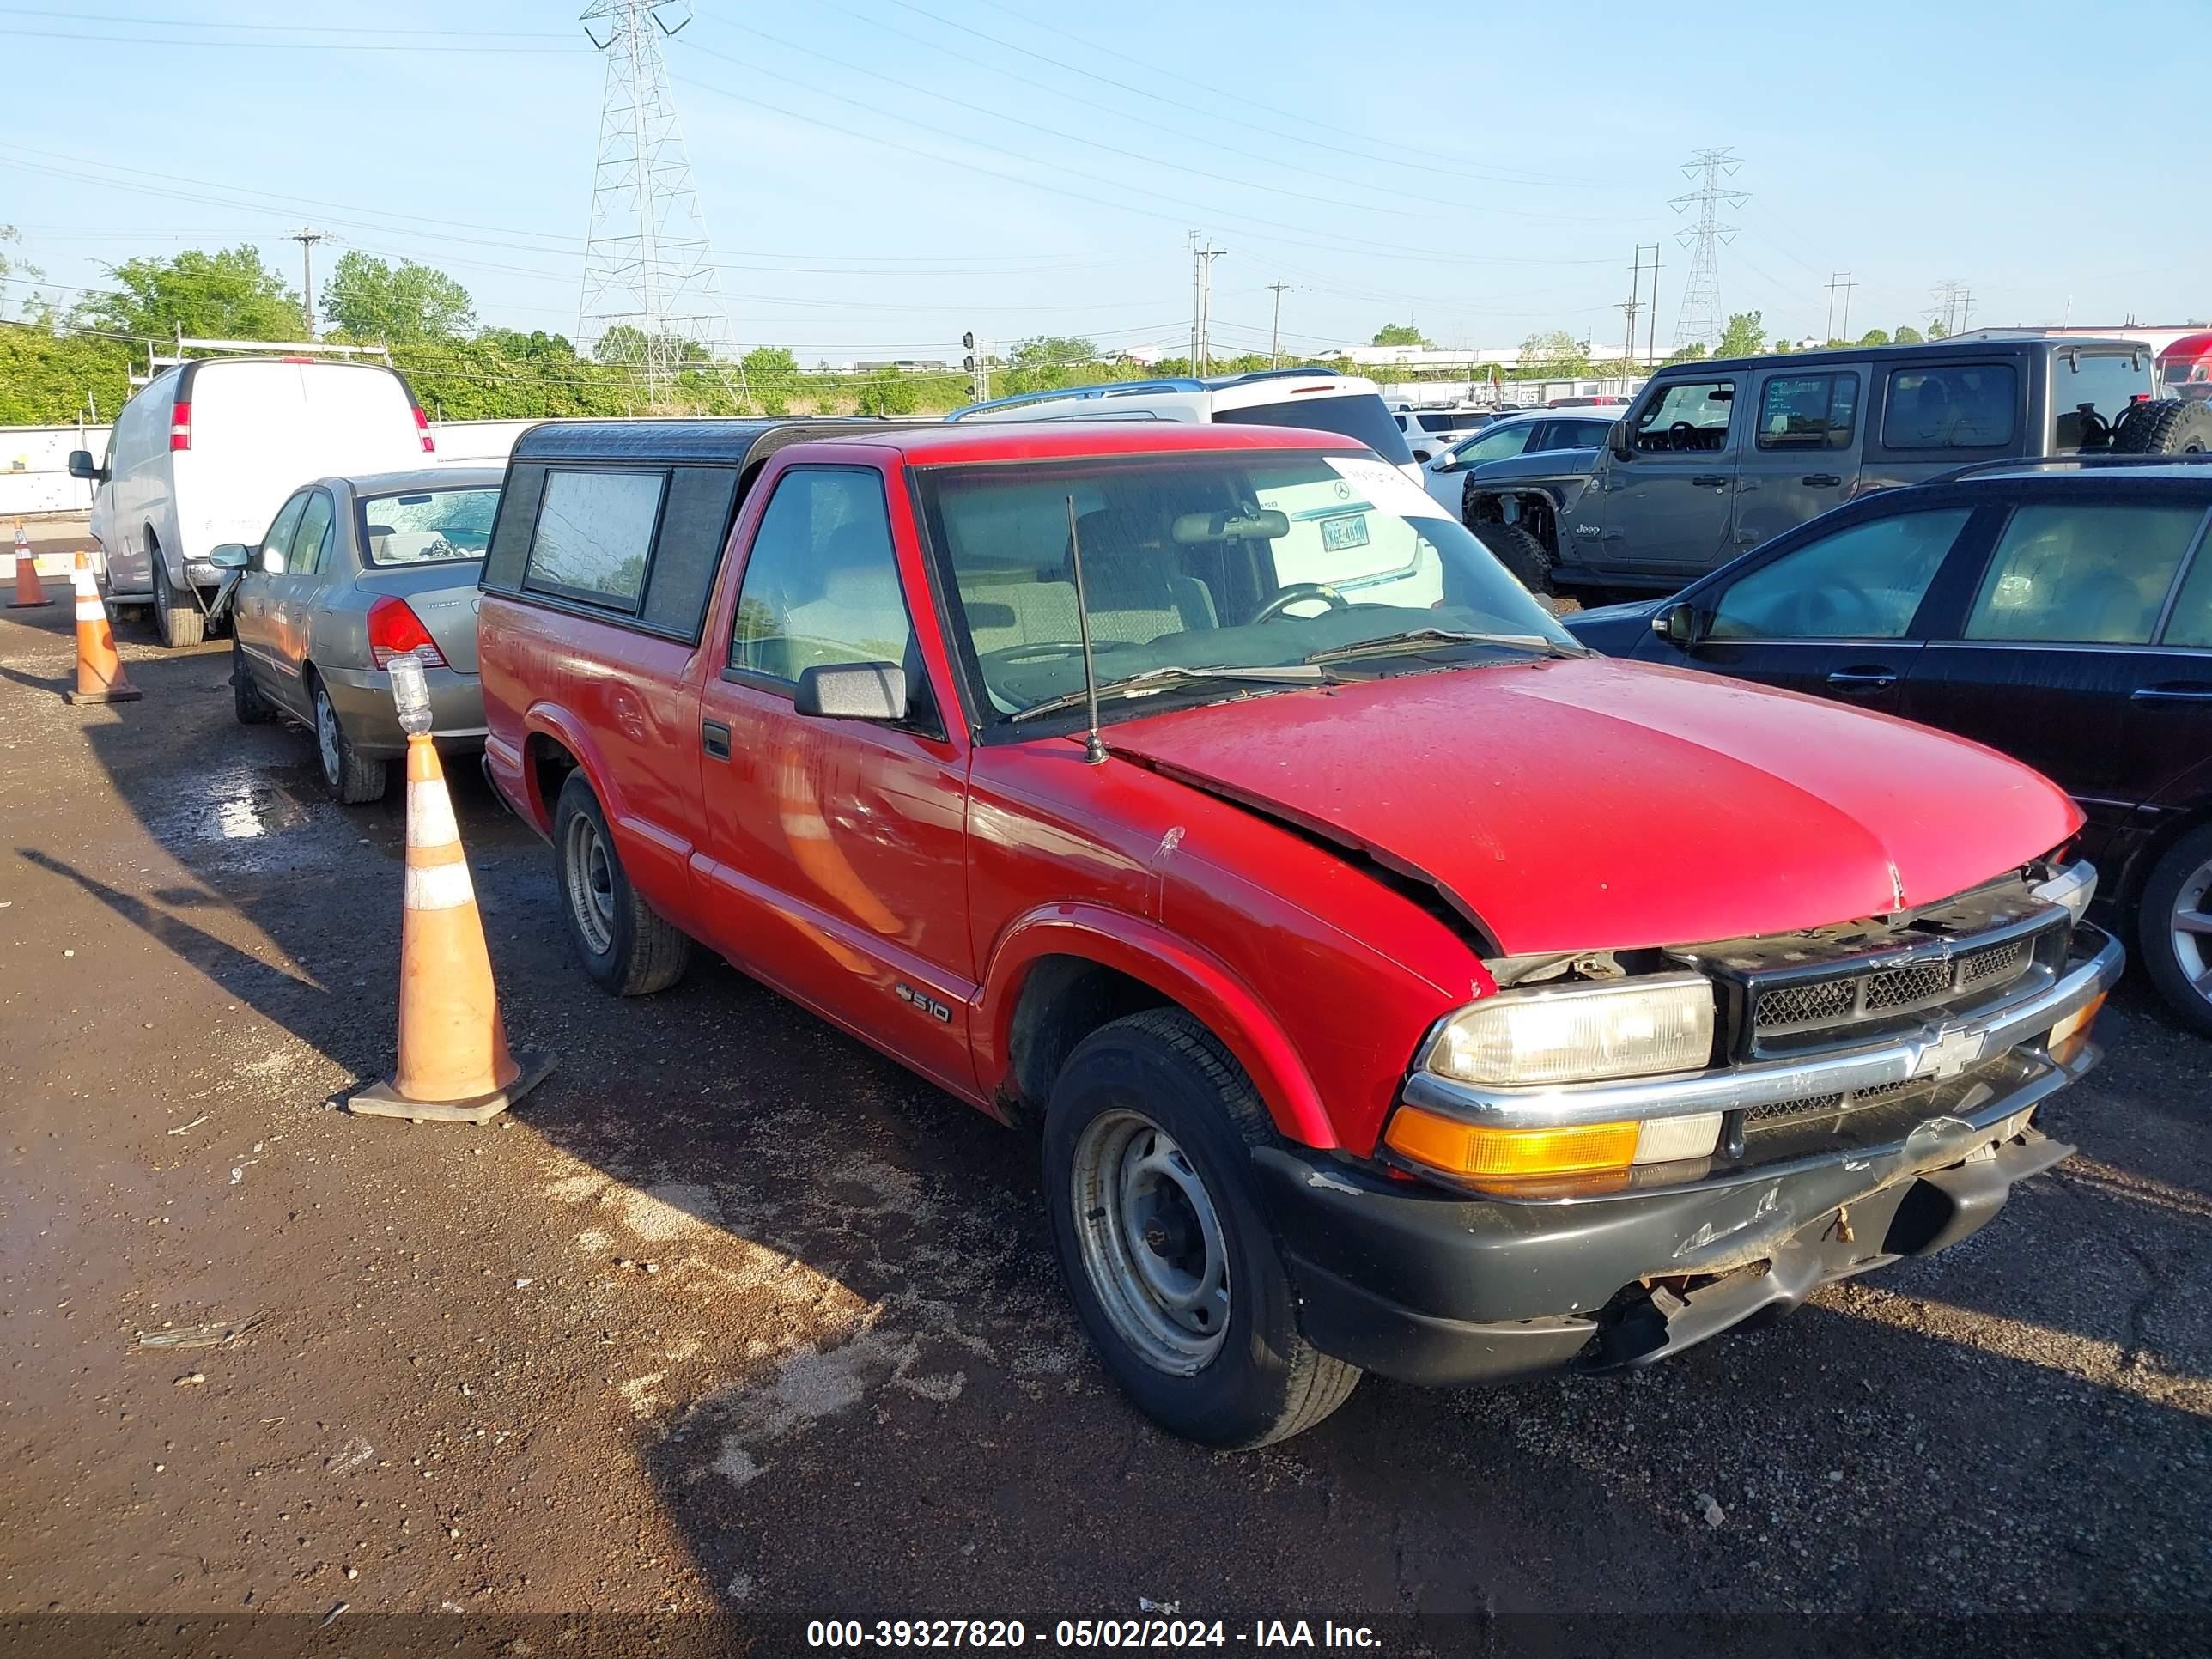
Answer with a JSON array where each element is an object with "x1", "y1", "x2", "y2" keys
[
  {"x1": 2137, "y1": 823, "x2": 2212, "y2": 1038},
  {"x1": 230, "y1": 635, "x2": 271, "y2": 725},
  {"x1": 310, "y1": 674, "x2": 388, "y2": 805},
  {"x1": 1043, "y1": 1007, "x2": 1361, "y2": 1448},
  {"x1": 552, "y1": 772, "x2": 692, "y2": 996},
  {"x1": 149, "y1": 538, "x2": 205, "y2": 649},
  {"x1": 1472, "y1": 521, "x2": 1556, "y2": 594},
  {"x1": 2111, "y1": 398, "x2": 2212, "y2": 456}
]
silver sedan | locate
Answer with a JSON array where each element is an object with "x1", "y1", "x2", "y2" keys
[{"x1": 210, "y1": 467, "x2": 501, "y2": 804}]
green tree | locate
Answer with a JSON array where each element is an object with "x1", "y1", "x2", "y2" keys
[
  {"x1": 1371, "y1": 322, "x2": 1431, "y2": 349},
  {"x1": 1715, "y1": 311, "x2": 1766, "y2": 359},
  {"x1": 320, "y1": 252, "x2": 476, "y2": 343},
  {"x1": 1663, "y1": 341, "x2": 1711, "y2": 364},
  {"x1": 1518, "y1": 329, "x2": 1589, "y2": 376},
  {"x1": 0, "y1": 226, "x2": 52, "y2": 324},
  {"x1": 76, "y1": 245, "x2": 302, "y2": 339},
  {"x1": 1892, "y1": 324, "x2": 1923, "y2": 344},
  {"x1": 854, "y1": 367, "x2": 919, "y2": 416},
  {"x1": 1925, "y1": 319, "x2": 1948, "y2": 341},
  {"x1": 1857, "y1": 327, "x2": 1891, "y2": 347},
  {"x1": 1009, "y1": 335, "x2": 1098, "y2": 369},
  {"x1": 741, "y1": 344, "x2": 800, "y2": 382}
]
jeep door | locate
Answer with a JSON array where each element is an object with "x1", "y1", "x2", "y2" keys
[
  {"x1": 1645, "y1": 499, "x2": 1988, "y2": 712},
  {"x1": 1595, "y1": 374, "x2": 1743, "y2": 583},
  {"x1": 693, "y1": 459, "x2": 980, "y2": 1097},
  {"x1": 1732, "y1": 364, "x2": 1866, "y2": 550}
]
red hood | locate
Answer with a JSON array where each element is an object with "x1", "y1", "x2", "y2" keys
[{"x1": 1104, "y1": 656, "x2": 2081, "y2": 955}]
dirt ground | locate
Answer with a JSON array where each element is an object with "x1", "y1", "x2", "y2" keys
[{"x1": 3, "y1": 574, "x2": 2209, "y2": 1652}]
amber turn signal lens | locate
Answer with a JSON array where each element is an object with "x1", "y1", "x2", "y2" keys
[
  {"x1": 2048, "y1": 993, "x2": 2106, "y2": 1069},
  {"x1": 1384, "y1": 1106, "x2": 1640, "y2": 1181}
]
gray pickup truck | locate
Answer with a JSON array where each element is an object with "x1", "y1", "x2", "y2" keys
[{"x1": 1464, "y1": 336, "x2": 2212, "y2": 598}]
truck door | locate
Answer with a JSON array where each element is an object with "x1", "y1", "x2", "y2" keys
[
  {"x1": 693, "y1": 459, "x2": 980, "y2": 1098},
  {"x1": 1593, "y1": 374, "x2": 1743, "y2": 585},
  {"x1": 1732, "y1": 364, "x2": 1865, "y2": 553}
]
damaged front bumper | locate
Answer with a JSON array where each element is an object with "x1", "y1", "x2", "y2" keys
[{"x1": 1258, "y1": 921, "x2": 2120, "y2": 1387}]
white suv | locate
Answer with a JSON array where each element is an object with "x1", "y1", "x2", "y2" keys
[{"x1": 948, "y1": 369, "x2": 1425, "y2": 482}]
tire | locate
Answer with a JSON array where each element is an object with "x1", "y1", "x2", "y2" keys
[
  {"x1": 308, "y1": 673, "x2": 388, "y2": 805},
  {"x1": 149, "y1": 538, "x2": 204, "y2": 649},
  {"x1": 1472, "y1": 521, "x2": 1556, "y2": 593},
  {"x1": 2110, "y1": 398, "x2": 2212, "y2": 457},
  {"x1": 2136, "y1": 822, "x2": 2212, "y2": 1038},
  {"x1": 230, "y1": 634, "x2": 272, "y2": 725},
  {"x1": 552, "y1": 771, "x2": 692, "y2": 996},
  {"x1": 1042, "y1": 1007, "x2": 1361, "y2": 1448}
]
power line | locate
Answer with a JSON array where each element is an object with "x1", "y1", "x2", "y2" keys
[
  {"x1": 5, "y1": 26, "x2": 579, "y2": 52},
  {"x1": 0, "y1": 5, "x2": 567, "y2": 34}
]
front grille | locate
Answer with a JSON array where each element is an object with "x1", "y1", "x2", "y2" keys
[
  {"x1": 1744, "y1": 1076, "x2": 1913, "y2": 1132},
  {"x1": 1673, "y1": 877, "x2": 2072, "y2": 1063}
]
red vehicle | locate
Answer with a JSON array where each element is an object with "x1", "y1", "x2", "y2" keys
[
  {"x1": 2158, "y1": 331, "x2": 2212, "y2": 404},
  {"x1": 477, "y1": 417, "x2": 2121, "y2": 1447}
]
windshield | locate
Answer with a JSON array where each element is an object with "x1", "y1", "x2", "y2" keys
[
  {"x1": 915, "y1": 451, "x2": 1575, "y2": 721},
  {"x1": 357, "y1": 486, "x2": 499, "y2": 567},
  {"x1": 1213, "y1": 392, "x2": 1417, "y2": 467}
]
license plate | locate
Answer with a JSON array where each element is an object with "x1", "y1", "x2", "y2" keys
[{"x1": 1320, "y1": 514, "x2": 1369, "y2": 551}]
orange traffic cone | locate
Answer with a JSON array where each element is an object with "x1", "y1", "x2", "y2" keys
[
  {"x1": 348, "y1": 666, "x2": 551, "y2": 1123},
  {"x1": 9, "y1": 522, "x2": 52, "y2": 608},
  {"x1": 69, "y1": 551, "x2": 140, "y2": 704}
]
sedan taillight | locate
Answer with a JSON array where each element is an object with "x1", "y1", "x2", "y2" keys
[{"x1": 367, "y1": 595, "x2": 447, "y2": 669}]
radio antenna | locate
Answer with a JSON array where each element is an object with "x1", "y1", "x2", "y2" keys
[{"x1": 1063, "y1": 495, "x2": 1109, "y2": 765}]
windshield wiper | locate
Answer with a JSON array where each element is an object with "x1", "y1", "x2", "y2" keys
[
  {"x1": 1301, "y1": 627, "x2": 1586, "y2": 665},
  {"x1": 1007, "y1": 664, "x2": 1334, "y2": 725}
]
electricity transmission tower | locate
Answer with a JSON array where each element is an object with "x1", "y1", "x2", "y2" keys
[
  {"x1": 577, "y1": 0, "x2": 734, "y2": 403},
  {"x1": 1668, "y1": 148, "x2": 1747, "y2": 352},
  {"x1": 1931, "y1": 279, "x2": 1973, "y2": 337}
]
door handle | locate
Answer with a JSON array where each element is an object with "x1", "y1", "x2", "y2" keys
[
  {"x1": 702, "y1": 718, "x2": 732, "y2": 759},
  {"x1": 1826, "y1": 668, "x2": 1898, "y2": 690},
  {"x1": 1800, "y1": 473, "x2": 1843, "y2": 487},
  {"x1": 2130, "y1": 684, "x2": 2212, "y2": 704},
  {"x1": 1689, "y1": 474, "x2": 1729, "y2": 489}
]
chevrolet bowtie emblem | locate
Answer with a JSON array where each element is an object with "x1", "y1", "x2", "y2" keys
[{"x1": 1916, "y1": 1027, "x2": 1985, "y2": 1080}]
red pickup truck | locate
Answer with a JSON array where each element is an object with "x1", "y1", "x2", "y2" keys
[{"x1": 477, "y1": 416, "x2": 2121, "y2": 1447}]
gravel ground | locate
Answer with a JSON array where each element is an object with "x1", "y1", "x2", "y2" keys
[{"x1": 1, "y1": 587, "x2": 2207, "y2": 1650}]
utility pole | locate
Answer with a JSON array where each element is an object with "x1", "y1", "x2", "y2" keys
[
  {"x1": 290, "y1": 227, "x2": 329, "y2": 341},
  {"x1": 1187, "y1": 234, "x2": 1226, "y2": 375},
  {"x1": 1646, "y1": 243, "x2": 1660, "y2": 366},
  {"x1": 1667, "y1": 147, "x2": 1747, "y2": 351},
  {"x1": 1621, "y1": 246, "x2": 1656, "y2": 369},
  {"x1": 1267, "y1": 280, "x2": 1290, "y2": 369},
  {"x1": 1825, "y1": 272, "x2": 1857, "y2": 344}
]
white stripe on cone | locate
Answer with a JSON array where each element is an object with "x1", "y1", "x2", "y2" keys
[
  {"x1": 73, "y1": 568, "x2": 95, "y2": 597},
  {"x1": 405, "y1": 860, "x2": 476, "y2": 911},
  {"x1": 407, "y1": 782, "x2": 459, "y2": 849},
  {"x1": 76, "y1": 601, "x2": 102, "y2": 622}
]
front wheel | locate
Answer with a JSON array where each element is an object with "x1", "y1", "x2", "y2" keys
[
  {"x1": 2137, "y1": 823, "x2": 2212, "y2": 1037},
  {"x1": 1043, "y1": 1008, "x2": 1360, "y2": 1448},
  {"x1": 1471, "y1": 521, "x2": 1556, "y2": 594},
  {"x1": 231, "y1": 635, "x2": 272, "y2": 725}
]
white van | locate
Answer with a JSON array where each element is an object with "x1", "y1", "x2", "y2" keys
[
  {"x1": 72, "y1": 358, "x2": 434, "y2": 647},
  {"x1": 946, "y1": 369, "x2": 1426, "y2": 484}
]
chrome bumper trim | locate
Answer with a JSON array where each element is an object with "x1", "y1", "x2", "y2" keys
[{"x1": 1401, "y1": 923, "x2": 2122, "y2": 1131}]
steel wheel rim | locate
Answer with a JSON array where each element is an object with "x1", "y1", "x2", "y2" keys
[
  {"x1": 314, "y1": 688, "x2": 342, "y2": 785},
  {"x1": 2173, "y1": 854, "x2": 2212, "y2": 1006},
  {"x1": 563, "y1": 814, "x2": 616, "y2": 956},
  {"x1": 1070, "y1": 1109, "x2": 1230, "y2": 1376}
]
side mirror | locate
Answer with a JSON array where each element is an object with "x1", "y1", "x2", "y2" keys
[
  {"x1": 1607, "y1": 420, "x2": 1636, "y2": 461},
  {"x1": 1653, "y1": 600, "x2": 1701, "y2": 650},
  {"x1": 66, "y1": 450, "x2": 104, "y2": 482},
  {"x1": 207, "y1": 543, "x2": 252, "y2": 571},
  {"x1": 793, "y1": 661, "x2": 908, "y2": 722}
]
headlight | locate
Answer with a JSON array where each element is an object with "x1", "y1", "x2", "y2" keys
[{"x1": 1424, "y1": 973, "x2": 1716, "y2": 1088}]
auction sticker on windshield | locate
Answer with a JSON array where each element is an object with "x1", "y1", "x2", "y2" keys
[{"x1": 1327, "y1": 455, "x2": 1451, "y2": 520}]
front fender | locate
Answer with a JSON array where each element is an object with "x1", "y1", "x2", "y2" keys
[{"x1": 977, "y1": 903, "x2": 1338, "y2": 1150}]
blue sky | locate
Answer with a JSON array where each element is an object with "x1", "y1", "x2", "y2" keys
[{"x1": 2, "y1": 0, "x2": 2203, "y2": 360}]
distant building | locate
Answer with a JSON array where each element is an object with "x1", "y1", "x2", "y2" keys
[{"x1": 1946, "y1": 324, "x2": 2205, "y2": 358}]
